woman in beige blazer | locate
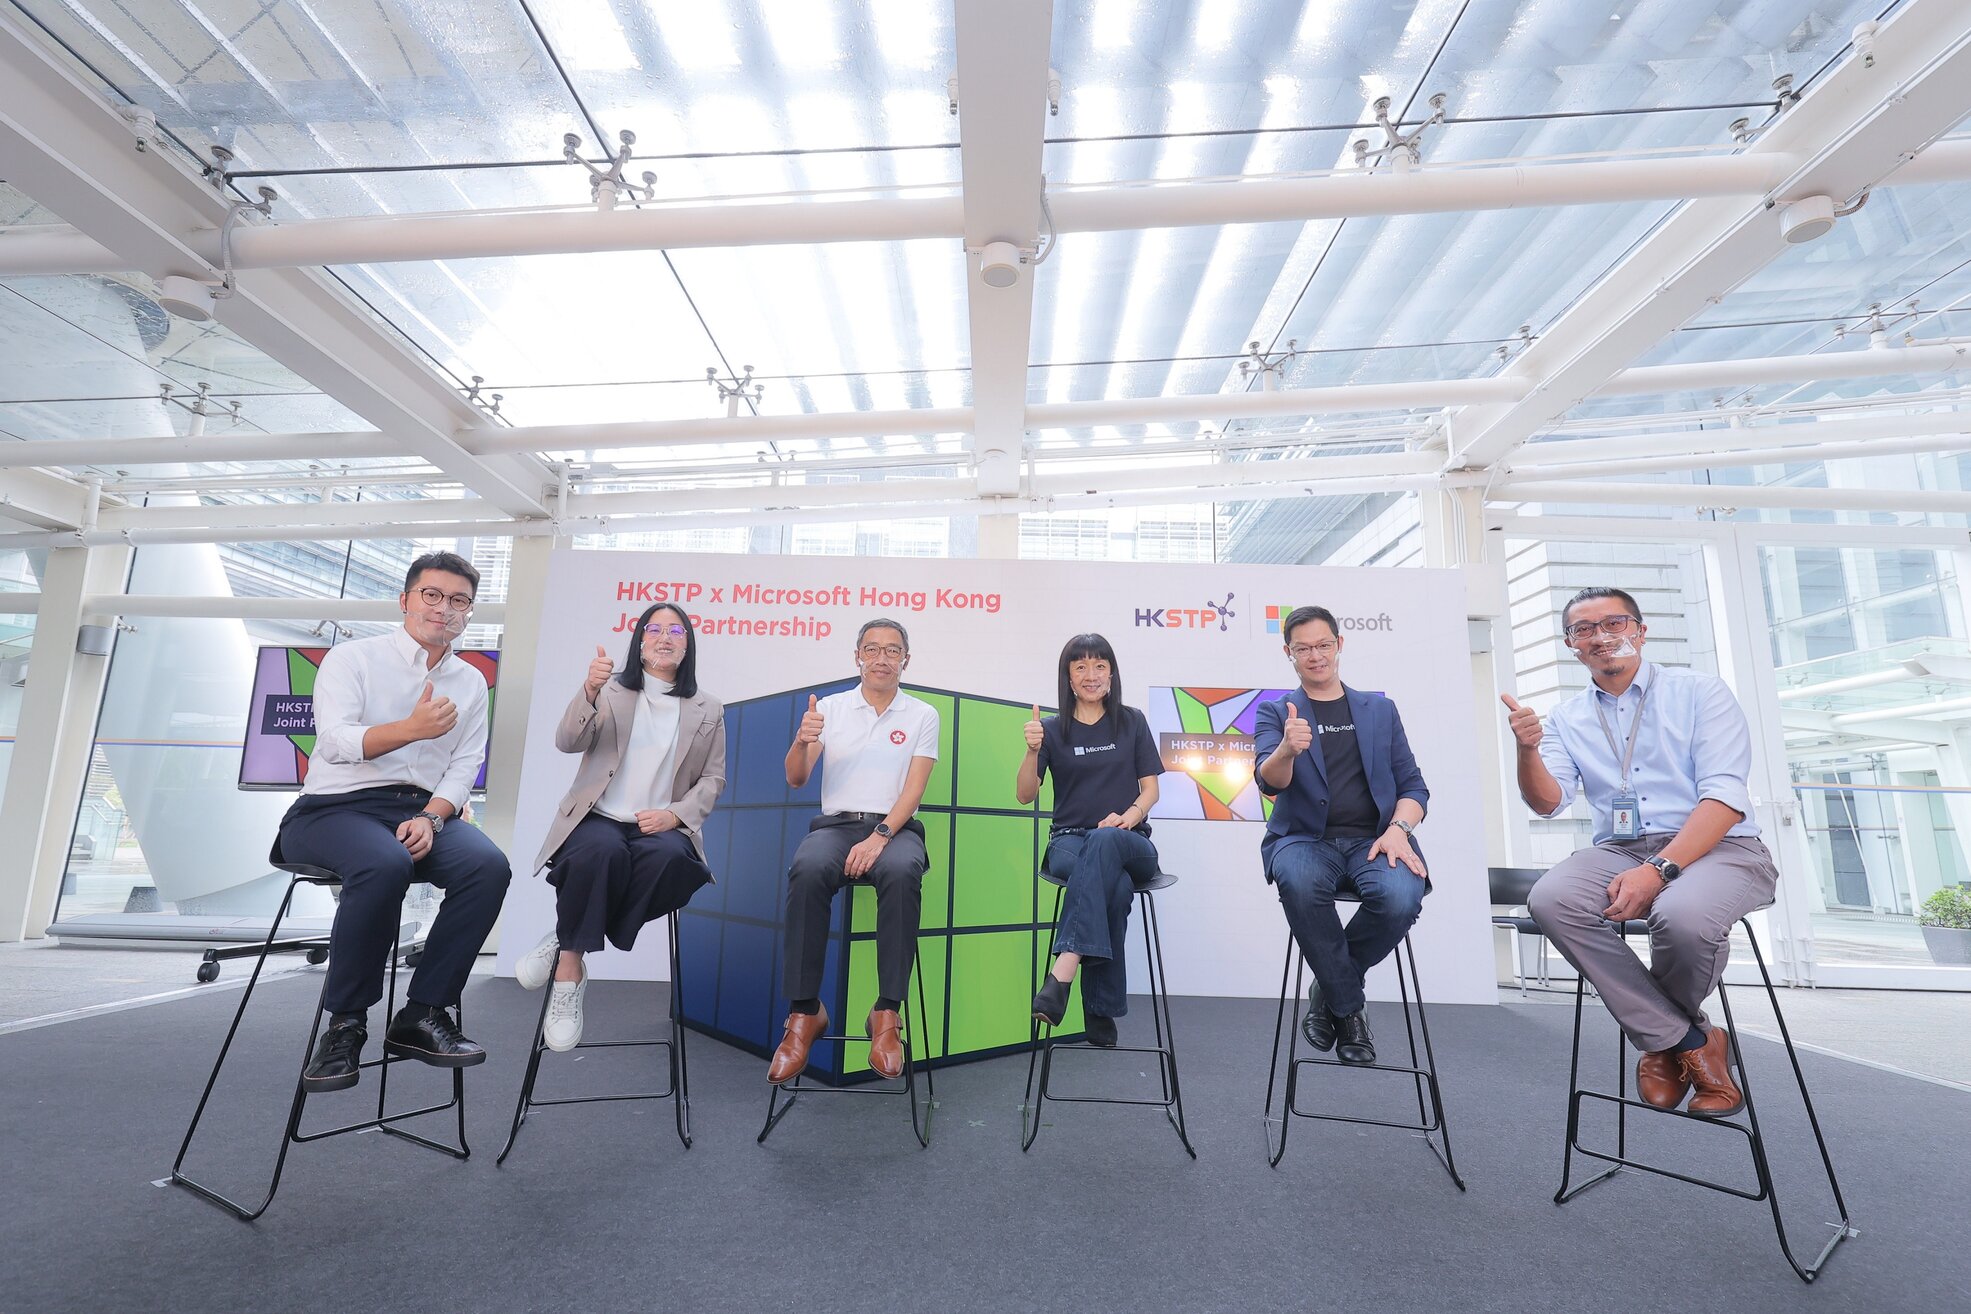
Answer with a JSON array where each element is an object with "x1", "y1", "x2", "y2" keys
[{"x1": 515, "y1": 601, "x2": 726, "y2": 1050}]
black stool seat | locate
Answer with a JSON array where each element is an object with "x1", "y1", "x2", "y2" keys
[
  {"x1": 1022, "y1": 867, "x2": 1194, "y2": 1158},
  {"x1": 1262, "y1": 892, "x2": 1464, "y2": 1188},
  {"x1": 757, "y1": 959, "x2": 935, "y2": 1148},
  {"x1": 498, "y1": 910, "x2": 695, "y2": 1165},
  {"x1": 1553, "y1": 916, "x2": 1856, "y2": 1282},
  {"x1": 169, "y1": 861, "x2": 469, "y2": 1221}
]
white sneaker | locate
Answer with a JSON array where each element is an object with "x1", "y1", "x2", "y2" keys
[
  {"x1": 515, "y1": 932, "x2": 558, "y2": 991},
  {"x1": 544, "y1": 975, "x2": 586, "y2": 1053}
]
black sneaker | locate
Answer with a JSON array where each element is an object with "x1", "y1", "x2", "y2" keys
[
  {"x1": 1335, "y1": 1009, "x2": 1376, "y2": 1066},
  {"x1": 1083, "y1": 1013, "x2": 1119, "y2": 1048},
  {"x1": 1301, "y1": 980, "x2": 1338, "y2": 1052},
  {"x1": 384, "y1": 1005, "x2": 486, "y2": 1068},
  {"x1": 302, "y1": 1018, "x2": 366, "y2": 1092},
  {"x1": 1032, "y1": 976, "x2": 1070, "y2": 1027}
]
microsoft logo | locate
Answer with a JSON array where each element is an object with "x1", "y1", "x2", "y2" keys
[{"x1": 1263, "y1": 604, "x2": 1299, "y2": 635}]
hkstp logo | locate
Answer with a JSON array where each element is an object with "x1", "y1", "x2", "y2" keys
[
  {"x1": 1135, "y1": 592, "x2": 1237, "y2": 632},
  {"x1": 1265, "y1": 604, "x2": 1396, "y2": 635}
]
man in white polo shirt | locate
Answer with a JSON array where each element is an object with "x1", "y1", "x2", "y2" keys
[{"x1": 767, "y1": 617, "x2": 939, "y2": 1085}]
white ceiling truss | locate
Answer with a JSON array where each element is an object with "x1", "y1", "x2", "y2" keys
[{"x1": 1, "y1": 0, "x2": 1970, "y2": 544}]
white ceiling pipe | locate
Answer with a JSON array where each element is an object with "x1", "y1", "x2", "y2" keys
[
  {"x1": 0, "y1": 431, "x2": 405, "y2": 470},
  {"x1": 82, "y1": 594, "x2": 507, "y2": 623},
  {"x1": 0, "y1": 518, "x2": 555, "y2": 549},
  {"x1": 1520, "y1": 409, "x2": 1971, "y2": 466},
  {"x1": 1026, "y1": 378, "x2": 1523, "y2": 429},
  {"x1": 1030, "y1": 450, "x2": 1435, "y2": 496},
  {"x1": 96, "y1": 495, "x2": 502, "y2": 531},
  {"x1": 1507, "y1": 431, "x2": 1971, "y2": 480},
  {"x1": 1777, "y1": 666, "x2": 1929, "y2": 701},
  {"x1": 1497, "y1": 480, "x2": 1971, "y2": 513},
  {"x1": 461, "y1": 407, "x2": 973, "y2": 456},
  {"x1": 1832, "y1": 693, "x2": 1971, "y2": 724},
  {"x1": 1598, "y1": 341, "x2": 1970, "y2": 396}
]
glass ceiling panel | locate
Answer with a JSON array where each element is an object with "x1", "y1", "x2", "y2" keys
[
  {"x1": 20, "y1": 0, "x2": 580, "y2": 173},
  {"x1": 665, "y1": 239, "x2": 970, "y2": 406},
  {"x1": 0, "y1": 181, "x2": 59, "y2": 226}
]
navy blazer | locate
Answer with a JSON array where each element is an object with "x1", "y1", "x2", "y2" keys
[{"x1": 1252, "y1": 684, "x2": 1429, "y2": 880}]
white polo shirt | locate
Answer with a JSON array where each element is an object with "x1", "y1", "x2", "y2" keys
[{"x1": 817, "y1": 686, "x2": 940, "y2": 815}]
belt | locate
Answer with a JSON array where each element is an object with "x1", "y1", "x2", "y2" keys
[{"x1": 828, "y1": 811, "x2": 889, "y2": 824}]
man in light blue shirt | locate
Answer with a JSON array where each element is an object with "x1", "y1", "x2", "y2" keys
[{"x1": 1502, "y1": 587, "x2": 1778, "y2": 1119}]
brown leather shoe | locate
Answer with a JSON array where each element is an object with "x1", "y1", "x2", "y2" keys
[
  {"x1": 1636, "y1": 1048, "x2": 1692, "y2": 1109},
  {"x1": 866, "y1": 1008, "x2": 904, "y2": 1079},
  {"x1": 766, "y1": 1005, "x2": 828, "y2": 1086},
  {"x1": 1680, "y1": 1027, "x2": 1744, "y2": 1118}
]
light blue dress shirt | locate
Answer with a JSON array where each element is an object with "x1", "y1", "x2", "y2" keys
[{"x1": 1538, "y1": 661, "x2": 1760, "y2": 845}]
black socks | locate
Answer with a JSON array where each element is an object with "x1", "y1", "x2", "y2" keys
[
  {"x1": 1673, "y1": 1024, "x2": 1707, "y2": 1053},
  {"x1": 873, "y1": 996, "x2": 901, "y2": 1013},
  {"x1": 791, "y1": 997, "x2": 821, "y2": 1016}
]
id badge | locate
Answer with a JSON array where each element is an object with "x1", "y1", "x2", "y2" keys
[{"x1": 1609, "y1": 788, "x2": 1641, "y2": 841}]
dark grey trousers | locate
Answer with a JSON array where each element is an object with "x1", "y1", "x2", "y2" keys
[{"x1": 782, "y1": 818, "x2": 929, "y2": 1002}]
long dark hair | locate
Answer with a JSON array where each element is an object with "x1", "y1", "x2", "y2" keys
[
  {"x1": 618, "y1": 602, "x2": 698, "y2": 698},
  {"x1": 1056, "y1": 632, "x2": 1122, "y2": 722}
]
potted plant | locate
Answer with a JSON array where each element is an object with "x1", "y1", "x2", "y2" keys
[{"x1": 1918, "y1": 887, "x2": 1971, "y2": 966}]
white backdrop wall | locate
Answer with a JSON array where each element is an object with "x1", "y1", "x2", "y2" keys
[{"x1": 497, "y1": 550, "x2": 1495, "y2": 1007}]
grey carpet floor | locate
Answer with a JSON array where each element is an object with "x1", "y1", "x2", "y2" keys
[{"x1": 1, "y1": 972, "x2": 1965, "y2": 1314}]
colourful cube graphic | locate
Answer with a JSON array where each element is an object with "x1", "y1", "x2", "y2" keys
[{"x1": 680, "y1": 681, "x2": 1085, "y2": 1083}]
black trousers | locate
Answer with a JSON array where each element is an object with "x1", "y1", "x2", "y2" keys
[
  {"x1": 548, "y1": 813, "x2": 712, "y2": 953},
  {"x1": 275, "y1": 786, "x2": 512, "y2": 1016},
  {"x1": 782, "y1": 817, "x2": 928, "y2": 1003}
]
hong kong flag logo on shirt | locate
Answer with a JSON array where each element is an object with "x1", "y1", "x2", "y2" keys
[{"x1": 889, "y1": 729, "x2": 908, "y2": 745}]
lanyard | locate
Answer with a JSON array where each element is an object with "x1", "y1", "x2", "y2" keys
[{"x1": 1593, "y1": 683, "x2": 1650, "y2": 780}]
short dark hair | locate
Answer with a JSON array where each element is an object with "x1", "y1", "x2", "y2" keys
[
  {"x1": 1281, "y1": 605, "x2": 1339, "y2": 646},
  {"x1": 617, "y1": 602, "x2": 699, "y2": 699},
  {"x1": 856, "y1": 617, "x2": 910, "y2": 652},
  {"x1": 1561, "y1": 587, "x2": 1644, "y2": 628},
  {"x1": 403, "y1": 550, "x2": 479, "y2": 597},
  {"x1": 1055, "y1": 632, "x2": 1122, "y2": 722}
]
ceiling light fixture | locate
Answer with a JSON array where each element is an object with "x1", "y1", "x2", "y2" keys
[{"x1": 979, "y1": 241, "x2": 1022, "y2": 288}]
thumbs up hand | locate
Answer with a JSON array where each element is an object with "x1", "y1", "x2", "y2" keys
[
  {"x1": 585, "y1": 643, "x2": 614, "y2": 702},
  {"x1": 405, "y1": 680, "x2": 458, "y2": 741},
  {"x1": 797, "y1": 693, "x2": 826, "y2": 745},
  {"x1": 1281, "y1": 699, "x2": 1314, "y2": 755},
  {"x1": 1500, "y1": 693, "x2": 1542, "y2": 749},
  {"x1": 1023, "y1": 704, "x2": 1045, "y2": 752}
]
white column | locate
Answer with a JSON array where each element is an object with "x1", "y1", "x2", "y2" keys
[
  {"x1": 475, "y1": 534, "x2": 558, "y2": 952},
  {"x1": 0, "y1": 545, "x2": 131, "y2": 940},
  {"x1": 976, "y1": 511, "x2": 1020, "y2": 560}
]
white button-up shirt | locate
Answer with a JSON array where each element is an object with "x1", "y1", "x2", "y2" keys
[
  {"x1": 817, "y1": 687, "x2": 940, "y2": 814},
  {"x1": 303, "y1": 626, "x2": 491, "y2": 812},
  {"x1": 1539, "y1": 661, "x2": 1760, "y2": 845}
]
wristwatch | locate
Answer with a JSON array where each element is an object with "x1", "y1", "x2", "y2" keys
[
  {"x1": 1645, "y1": 855, "x2": 1681, "y2": 882},
  {"x1": 873, "y1": 822, "x2": 893, "y2": 839},
  {"x1": 416, "y1": 810, "x2": 447, "y2": 834},
  {"x1": 1391, "y1": 819, "x2": 1415, "y2": 837}
]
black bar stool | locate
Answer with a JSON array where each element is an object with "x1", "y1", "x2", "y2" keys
[
  {"x1": 757, "y1": 955, "x2": 935, "y2": 1148},
  {"x1": 1261, "y1": 894, "x2": 1464, "y2": 1188},
  {"x1": 498, "y1": 909, "x2": 693, "y2": 1165},
  {"x1": 1021, "y1": 867, "x2": 1195, "y2": 1158},
  {"x1": 1553, "y1": 916, "x2": 1857, "y2": 1282},
  {"x1": 170, "y1": 862, "x2": 469, "y2": 1221}
]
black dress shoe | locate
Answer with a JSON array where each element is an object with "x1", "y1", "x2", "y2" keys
[
  {"x1": 1032, "y1": 976, "x2": 1070, "y2": 1027},
  {"x1": 1301, "y1": 981, "x2": 1337, "y2": 1052},
  {"x1": 303, "y1": 1018, "x2": 366, "y2": 1092},
  {"x1": 1083, "y1": 1013, "x2": 1118, "y2": 1048},
  {"x1": 384, "y1": 1006, "x2": 486, "y2": 1068},
  {"x1": 1335, "y1": 1009, "x2": 1376, "y2": 1065}
]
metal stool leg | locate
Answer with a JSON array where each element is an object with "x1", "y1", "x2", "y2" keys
[
  {"x1": 1021, "y1": 886, "x2": 1067, "y2": 1151},
  {"x1": 496, "y1": 981, "x2": 555, "y2": 1166},
  {"x1": 1262, "y1": 936, "x2": 1302, "y2": 1167},
  {"x1": 1400, "y1": 938, "x2": 1465, "y2": 1189},
  {"x1": 1142, "y1": 892, "x2": 1196, "y2": 1158},
  {"x1": 669, "y1": 912, "x2": 693, "y2": 1148},
  {"x1": 759, "y1": 947, "x2": 934, "y2": 1148}
]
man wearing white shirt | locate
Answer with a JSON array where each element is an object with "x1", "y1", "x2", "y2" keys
[
  {"x1": 1503, "y1": 586, "x2": 1778, "y2": 1119},
  {"x1": 767, "y1": 618, "x2": 939, "y2": 1085},
  {"x1": 275, "y1": 552, "x2": 512, "y2": 1092}
]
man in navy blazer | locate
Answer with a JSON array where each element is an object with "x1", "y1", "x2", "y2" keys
[{"x1": 1253, "y1": 605, "x2": 1429, "y2": 1065}]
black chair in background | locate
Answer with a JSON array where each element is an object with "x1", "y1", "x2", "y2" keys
[
  {"x1": 1553, "y1": 916, "x2": 1856, "y2": 1282},
  {"x1": 1261, "y1": 893, "x2": 1464, "y2": 1189},
  {"x1": 498, "y1": 909, "x2": 693, "y2": 1165},
  {"x1": 170, "y1": 861, "x2": 468, "y2": 1221},
  {"x1": 1021, "y1": 866, "x2": 1195, "y2": 1158},
  {"x1": 1489, "y1": 865, "x2": 1552, "y2": 995}
]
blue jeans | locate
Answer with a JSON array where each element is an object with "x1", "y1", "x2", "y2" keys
[
  {"x1": 1045, "y1": 828, "x2": 1160, "y2": 1018},
  {"x1": 1269, "y1": 837, "x2": 1427, "y2": 1018}
]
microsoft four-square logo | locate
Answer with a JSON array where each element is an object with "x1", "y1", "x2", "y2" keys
[{"x1": 1264, "y1": 604, "x2": 1300, "y2": 635}]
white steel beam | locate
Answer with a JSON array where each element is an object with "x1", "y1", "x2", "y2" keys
[
  {"x1": 1497, "y1": 481, "x2": 1971, "y2": 514},
  {"x1": 0, "y1": 467, "x2": 93, "y2": 531},
  {"x1": 953, "y1": 0, "x2": 1052, "y2": 497},
  {"x1": 1443, "y1": 0, "x2": 1971, "y2": 473},
  {"x1": 9, "y1": 140, "x2": 1971, "y2": 279},
  {"x1": 0, "y1": 7, "x2": 552, "y2": 518},
  {"x1": 1517, "y1": 408, "x2": 1971, "y2": 467}
]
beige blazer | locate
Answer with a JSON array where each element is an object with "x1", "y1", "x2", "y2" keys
[{"x1": 532, "y1": 677, "x2": 727, "y2": 876}]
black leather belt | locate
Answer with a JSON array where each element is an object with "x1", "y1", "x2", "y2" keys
[{"x1": 827, "y1": 811, "x2": 889, "y2": 824}]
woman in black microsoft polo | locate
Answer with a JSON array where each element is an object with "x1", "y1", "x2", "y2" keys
[{"x1": 1014, "y1": 633, "x2": 1163, "y2": 1047}]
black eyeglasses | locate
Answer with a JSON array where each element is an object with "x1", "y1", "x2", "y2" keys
[
  {"x1": 1563, "y1": 615, "x2": 1640, "y2": 643},
  {"x1": 412, "y1": 585, "x2": 475, "y2": 613}
]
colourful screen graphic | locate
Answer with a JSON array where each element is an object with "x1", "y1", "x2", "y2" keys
[
  {"x1": 1145, "y1": 685, "x2": 1291, "y2": 822},
  {"x1": 238, "y1": 646, "x2": 499, "y2": 791}
]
